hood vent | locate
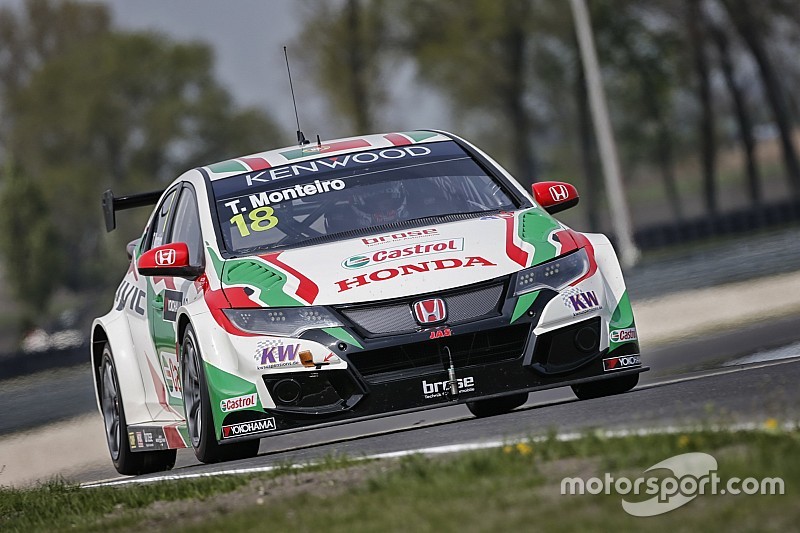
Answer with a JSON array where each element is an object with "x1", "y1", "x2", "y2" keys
[
  {"x1": 518, "y1": 210, "x2": 560, "y2": 243},
  {"x1": 224, "y1": 260, "x2": 285, "y2": 292}
]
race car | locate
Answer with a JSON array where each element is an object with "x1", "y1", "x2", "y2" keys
[{"x1": 92, "y1": 130, "x2": 644, "y2": 475}]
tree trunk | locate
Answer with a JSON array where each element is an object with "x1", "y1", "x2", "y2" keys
[
  {"x1": 724, "y1": 0, "x2": 800, "y2": 197},
  {"x1": 687, "y1": 0, "x2": 717, "y2": 215},
  {"x1": 634, "y1": 71, "x2": 684, "y2": 221},
  {"x1": 575, "y1": 44, "x2": 600, "y2": 231},
  {"x1": 345, "y1": 0, "x2": 372, "y2": 133},
  {"x1": 709, "y1": 21, "x2": 761, "y2": 204},
  {"x1": 627, "y1": 51, "x2": 683, "y2": 221},
  {"x1": 501, "y1": 0, "x2": 537, "y2": 183}
]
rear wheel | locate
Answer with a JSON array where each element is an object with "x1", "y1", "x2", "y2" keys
[
  {"x1": 181, "y1": 324, "x2": 260, "y2": 463},
  {"x1": 467, "y1": 393, "x2": 528, "y2": 418},
  {"x1": 571, "y1": 373, "x2": 639, "y2": 400},
  {"x1": 99, "y1": 345, "x2": 176, "y2": 475}
]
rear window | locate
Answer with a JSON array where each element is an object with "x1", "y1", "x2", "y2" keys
[{"x1": 211, "y1": 141, "x2": 518, "y2": 253}]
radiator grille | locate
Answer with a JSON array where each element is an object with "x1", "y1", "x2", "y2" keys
[
  {"x1": 347, "y1": 324, "x2": 530, "y2": 383},
  {"x1": 340, "y1": 283, "x2": 504, "y2": 336}
]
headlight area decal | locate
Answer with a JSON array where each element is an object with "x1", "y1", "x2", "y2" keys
[
  {"x1": 259, "y1": 252, "x2": 319, "y2": 304},
  {"x1": 516, "y1": 214, "x2": 599, "y2": 288},
  {"x1": 560, "y1": 229, "x2": 597, "y2": 286},
  {"x1": 504, "y1": 214, "x2": 531, "y2": 267},
  {"x1": 511, "y1": 291, "x2": 539, "y2": 323},
  {"x1": 515, "y1": 209, "x2": 560, "y2": 266},
  {"x1": 323, "y1": 326, "x2": 364, "y2": 350},
  {"x1": 207, "y1": 246, "x2": 318, "y2": 308},
  {"x1": 510, "y1": 288, "x2": 560, "y2": 325}
]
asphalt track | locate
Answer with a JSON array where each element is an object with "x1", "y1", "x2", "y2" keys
[
  {"x1": 83, "y1": 357, "x2": 800, "y2": 486},
  {"x1": 79, "y1": 320, "x2": 800, "y2": 486},
  {"x1": 3, "y1": 313, "x2": 799, "y2": 485}
]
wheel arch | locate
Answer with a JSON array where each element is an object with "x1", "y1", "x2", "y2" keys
[
  {"x1": 90, "y1": 315, "x2": 153, "y2": 425},
  {"x1": 177, "y1": 313, "x2": 192, "y2": 353},
  {"x1": 90, "y1": 324, "x2": 109, "y2": 411}
]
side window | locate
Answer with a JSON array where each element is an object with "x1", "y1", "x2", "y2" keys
[
  {"x1": 169, "y1": 188, "x2": 204, "y2": 266},
  {"x1": 146, "y1": 188, "x2": 178, "y2": 251}
]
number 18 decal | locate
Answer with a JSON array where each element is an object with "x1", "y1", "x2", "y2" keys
[{"x1": 230, "y1": 206, "x2": 279, "y2": 237}]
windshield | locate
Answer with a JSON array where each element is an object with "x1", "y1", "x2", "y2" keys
[{"x1": 211, "y1": 141, "x2": 519, "y2": 253}]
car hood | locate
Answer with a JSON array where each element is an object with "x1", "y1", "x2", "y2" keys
[{"x1": 218, "y1": 208, "x2": 572, "y2": 307}]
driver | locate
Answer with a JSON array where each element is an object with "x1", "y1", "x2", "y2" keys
[{"x1": 351, "y1": 182, "x2": 409, "y2": 226}]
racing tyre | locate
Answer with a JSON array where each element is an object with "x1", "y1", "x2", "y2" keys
[
  {"x1": 466, "y1": 393, "x2": 528, "y2": 418},
  {"x1": 99, "y1": 345, "x2": 177, "y2": 475},
  {"x1": 571, "y1": 373, "x2": 639, "y2": 400},
  {"x1": 181, "y1": 324, "x2": 260, "y2": 464}
]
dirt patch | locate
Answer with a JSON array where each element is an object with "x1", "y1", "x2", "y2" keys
[
  {"x1": 112, "y1": 460, "x2": 397, "y2": 530},
  {"x1": 0, "y1": 414, "x2": 110, "y2": 488},
  {"x1": 635, "y1": 270, "x2": 800, "y2": 347}
]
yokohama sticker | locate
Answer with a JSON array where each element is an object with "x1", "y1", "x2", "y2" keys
[
  {"x1": 221, "y1": 418, "x2": 276, "y2": 439},
  {"x1": 602, "y1": 355, "x2": 641, "y2": 372},
  {"x1": 610, "y1": 327, "x2": 637, "y2": 343},
  {"x1": 220, "y1": 393, "x2": 259, "y2": 413}
]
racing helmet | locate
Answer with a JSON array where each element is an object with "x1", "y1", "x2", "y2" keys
[{"x1": 352, "y1": 181, "x2": 408, "y2": 226}]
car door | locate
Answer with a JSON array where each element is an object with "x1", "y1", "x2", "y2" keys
[
  {"x1": 146, "y1": 184, "x2": 205, "y2": 418},
  {"x1": 126, "y1": 186, "x2": 181, "y2": 420}
]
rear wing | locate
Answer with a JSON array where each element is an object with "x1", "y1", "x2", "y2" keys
[{"x1": 102, "y1": 188, "x2": 165, "y2": 232}]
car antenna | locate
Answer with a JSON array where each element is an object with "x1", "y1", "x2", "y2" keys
[{"x1": 284, "y1": 46, "x2": 309, "y2": 146}]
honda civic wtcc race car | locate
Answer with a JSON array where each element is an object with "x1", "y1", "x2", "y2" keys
[{"x1": 92, "y1": 130, "x2": 644, "y2": 475}]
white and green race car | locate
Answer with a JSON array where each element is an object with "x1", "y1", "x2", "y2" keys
[{"x1": 92, "y1": 130, "x2": 643, "y2": 475}]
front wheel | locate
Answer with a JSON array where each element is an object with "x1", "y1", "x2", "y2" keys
[
  {"x1": 181, "y1": 324, "x2": 260, "y2": 464},
  {"x1": 571, "y1": 373, "x2": 639, "y2": 400},
  {"x1": 467, "y1": 393, "x2": 528, "y2": 418},
  {"x1": 99, "y1": 345, "x2": 176, "y2": 475}
]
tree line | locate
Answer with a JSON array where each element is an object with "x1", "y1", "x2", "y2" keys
[
  {"x1": 295, "y1": 0, "x2": 800, "y2": 227},
  {"x1": 0, "y1": 0, "x2": 283, "y2": 327},
  {"x1": 1, "y1": 0, "x2": 799, "y2": 330}
]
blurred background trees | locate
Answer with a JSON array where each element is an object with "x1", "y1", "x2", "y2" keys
[
  {"x1": 294, "y1": 0, "x2": 800, "y2": 233},
  {"x1": 0, "y1": 0, "x2": 282, "y2": 331},
  {"x1": 0, "y1": 0, "x2": 799, "y2": 338}
]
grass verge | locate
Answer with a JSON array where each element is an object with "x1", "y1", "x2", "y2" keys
[{"x1": 1, "y1": 425, "x2": 797, "y2": 532}]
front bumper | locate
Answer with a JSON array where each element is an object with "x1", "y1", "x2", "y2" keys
[{"x1": 214, "y1": 275, "x2": 645, "y2": 443}]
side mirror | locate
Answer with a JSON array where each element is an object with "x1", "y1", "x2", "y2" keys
[
  {"x1": 532, "y1": 181, "x2": 580, "y2": 215},
  {"x1": 137, "y1": 242, "x2": 203, "y2": 279}
]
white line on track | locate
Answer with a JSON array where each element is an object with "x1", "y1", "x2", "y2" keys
[
  {"x1": 83, "y1": 418, "x2": 799, "y2": 488},
  {"x1": 638, "y1": 355, "x2": 800, "y2": 390},
  {"x1": 82, "y1": 357, "x2": 800, "y2": 488},
  {"x1": 722, "y1": 342, "x2": 800, "y2": 367}
]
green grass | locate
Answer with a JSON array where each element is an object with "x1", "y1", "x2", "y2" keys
[
  {"x1": 2, "y1": 428, "x2": 798, "y2": 532},
  {"x1": 0, "y1": 475, "x2": 251, "y2": 532}
]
